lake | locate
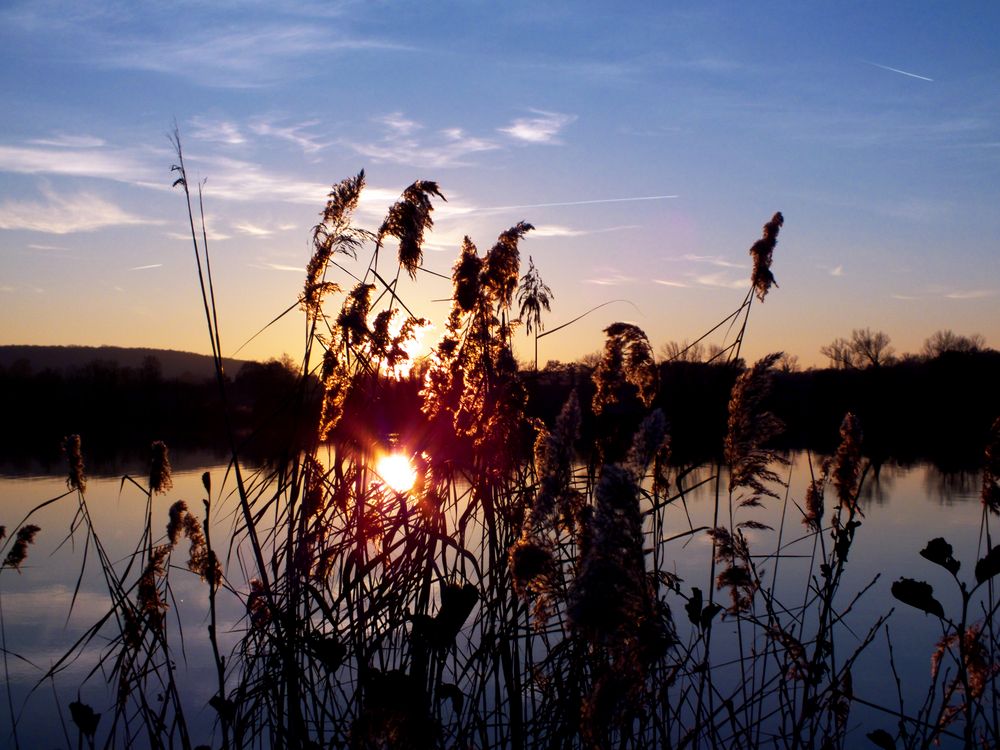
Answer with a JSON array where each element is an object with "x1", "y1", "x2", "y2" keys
[{"x1": 0, "y1": 451, "x2": 990, "y2": 748}]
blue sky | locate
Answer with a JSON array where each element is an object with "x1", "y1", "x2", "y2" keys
[{"x1": 1, "y1": 1, "x2": 998, "y2": 367}]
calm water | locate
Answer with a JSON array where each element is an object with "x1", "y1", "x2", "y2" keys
[{"x1": 0, "y1": 452, "x2": 988, "y2": 748}]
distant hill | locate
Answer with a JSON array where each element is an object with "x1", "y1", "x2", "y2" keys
[{"x1": 0, "y1": 345, "x2": 251, "y2": 381}]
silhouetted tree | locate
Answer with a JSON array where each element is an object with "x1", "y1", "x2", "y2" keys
[
  {"x1": 820, "y1": 328, "x2": 894, "y2": 369},
  {"x1": 922, "y1": 330, "x2": 986, "y2": 359},
  {"x1": 660, "y1": 339, "x2": 705, "y2": 363}
]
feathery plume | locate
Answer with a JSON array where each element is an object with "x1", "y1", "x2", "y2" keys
[
  {"x1": 452, "y1": 237, "x2": 483, "y2": 312},
  {"x1": 379, "y1": 180, "x2": 446, "y2": 279},
  {"x1": 749, "y1": 212, "x2": 784, "y2": 302},
  {"x1": 62, "y1": 434, "x2": 86, "y2": 494},
  {"x1": 304, "y1": 171, "x2": 366, "y2": 318},
  {"x1": 724, "y1": 352, "x2": 787, "y2": 501},
  {"x1": 3, "y1": 524, "x2": 41, "y2": 570},
  {"x1": 482, "y1": 222, "x2": 533, "y2": 308},
  {"x1": 149, "y1": 440, "x2": 173, "y2": 495},
  {"x1": 592, "y1": 322, "x2": 658, "y2": 415},
  {"x1": 832, "y1": 413, "x2": 863, "y2": 511}
]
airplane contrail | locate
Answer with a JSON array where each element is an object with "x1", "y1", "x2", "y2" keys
[
  {"x1": 129, "y1": 263, "x2": 163, "y2": 271},
  {"x1": 862, "y1": 60, "x2": 934, "y2": 82}
]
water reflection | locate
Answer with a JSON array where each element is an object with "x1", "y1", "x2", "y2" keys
[{"x1": 0, "y1": 451, "x2": 989, "y2": 749}]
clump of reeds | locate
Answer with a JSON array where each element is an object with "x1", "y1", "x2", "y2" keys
[{"x1": 591, "y1": 322, "x2": 658, "y2": 415}]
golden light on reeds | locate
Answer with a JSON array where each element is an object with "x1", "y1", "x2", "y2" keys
[{"x1": 376, "y1": 453, "x2": 417, "y2": 493}]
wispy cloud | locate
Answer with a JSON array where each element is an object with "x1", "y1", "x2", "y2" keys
[
  {"x1": 27, "y1": 134, "x2": 105, "y2": 148},
  {"x1": 0, "y1": 143, "x2": 155, "y2": 182},
  {"x1": 341, "y1": 116, "x2": 499, "y2": 168},
  {"x1": 258, "y1": 262, "x2": 307, "y2": 273},
  {"x1": 530, "y1": 223, "x2": 640, "y2": 238},
  {"x1": 584, "y1": 269, "x2": 637, "y2": 286},
  {"x1": 653, "y1": 278, "x2": 689, "y2": 288},
  {"x1": 680, "y1": 253, "x2": 741, "y2": 269},
  {"x1": 378, "y1": 112, "x2": 421, "y2": 137},
  {"x1": 129, "y1": 263, "x2": 163, "y2": 271},
  {"x1": 0, "y1": 188, "x2": 161, "y2": 234},
  {"x1": 170, "y1": 154, "x2": 329, "y2": 204},
  {"x1": 861, "y1": 60, "x2": 934, "y2": 82},
  {"x1": 190, "y1": 116, "x2": 246, "y2": 145},
  {"x1": 233, "y1": 222, "x2": 275, "y2": 237},
  {"x1": 499, "y1": 110, "x2": 576, "y2": 144},
  {"x1": 249, "y1": 117, "x2": 327, "y2": 154},
  {"x1": 99, "y1": 25, "x2": 410, "y2": 88},
  {"x1": 945, "y1": 289, "x2": 994, "y2": 300},
  {"x1": 826, "y1": 264, "x2": 844, "y2": 277},
  {"x1": 690, "y1": 272, "x2": 746, "y2": 289}
]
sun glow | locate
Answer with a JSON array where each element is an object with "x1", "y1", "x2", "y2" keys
[{"x1": 376, "y1": 453, "x2": 417, "y2": 493}]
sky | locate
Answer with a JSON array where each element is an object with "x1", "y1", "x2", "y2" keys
[{"x1": 1, "y1": 1, "x2": 998, "y2": 369}]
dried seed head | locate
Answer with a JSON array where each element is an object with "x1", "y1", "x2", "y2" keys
[
  {"x1": 167, "y1": 500, "x2": 187, "y2": 546},
  {"x1": 625, "y1": 409, "x2": 668, "y2": 482},
  {"x1": 3, "y1": 524, "x2": 41, "y2": 570},
  {"x1": 452, "y1": 237, "x2": 483, "y2": 312},
  {"x1": 149, "y1": 440, "x2": 173, "y2": 495},
  {"x1": 379, "y1": 180, "x2": 445, "y2": 279},
  {"x1": 749, "y1": 212, "x2": 784, "y2": 302},
  {"x1": 832, "y1": 413, "x2": 863, "y2": 510},
  {"x1": 592, "y1": 322, "x2": 658, "y2": 415},
  {"x1": 803, "y1": 476, "x2": 826, "y2": 532},
  {"x1": 247, "y1": 579, "x2": 271, "y2": 629},
  {"x1": 304, "y1": 172, "x2": 365, "y2": 318},
  {"x1": 482, "y1": 222, "x2": 533, "y2": 308},
  {"x1": 62, "y1": 434, "x2": 86, "y2": 494},
  {"x1": 509, "y1": 536, "x2": 554, "y2": 599},
  {"x1": 725, "y1": 353, "x2": 787, "y2": 500}
]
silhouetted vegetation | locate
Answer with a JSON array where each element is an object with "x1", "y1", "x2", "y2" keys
[{"x1": 2, "y1": 147, "x2": 999, "y2": 749}]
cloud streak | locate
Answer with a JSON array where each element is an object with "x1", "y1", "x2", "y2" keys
[{"x1": 0, "y1": 189, "x2": 161, "y2": 234}]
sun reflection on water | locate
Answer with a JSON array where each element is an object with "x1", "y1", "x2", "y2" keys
[{"x1": 376, "y1": 453, "x2": 417, "y2": 493}]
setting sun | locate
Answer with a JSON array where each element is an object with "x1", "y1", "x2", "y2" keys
[{"x1": 376, "y1": 453, "x2": 417, "y2": 493}]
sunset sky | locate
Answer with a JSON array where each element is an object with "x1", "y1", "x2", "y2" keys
[{"x1": 2, "y1": 1, "x2": 998, "y2": 368}]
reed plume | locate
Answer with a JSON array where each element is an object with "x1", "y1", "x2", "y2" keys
[
  {"x1": 592, "y1": 322, "x2": 658, "y2": 415},
  {"x1": 62, "y1": 433, "x2": 86, "y2": 493},
  {"x1": 724, "y1": 351, "x2": 787, "y2": 503},
  {"x1": 452, "y1": 236, "x2": 482, "y2": 312},
  {"x1": 304, "y1": 171, "x2": 366, "y2": 318},
  {"x1": 2, "y1": 524, "x2": 41, "y2": 570},
  {"x1": 379, "y1": 180, "x2": 446, "y2": 279},
  {"x1": 482, "y1": 221, "x2": 533, "y2": 308},
  {"x1": 832, "y1": 412, "x2": 863, "y2": 511},
  {"x1": 149, "y1": 440, "x2": 173, "y2": 495},
  {"x1": 749, "y1": 211, "x2": 784, "y2": 302}
]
